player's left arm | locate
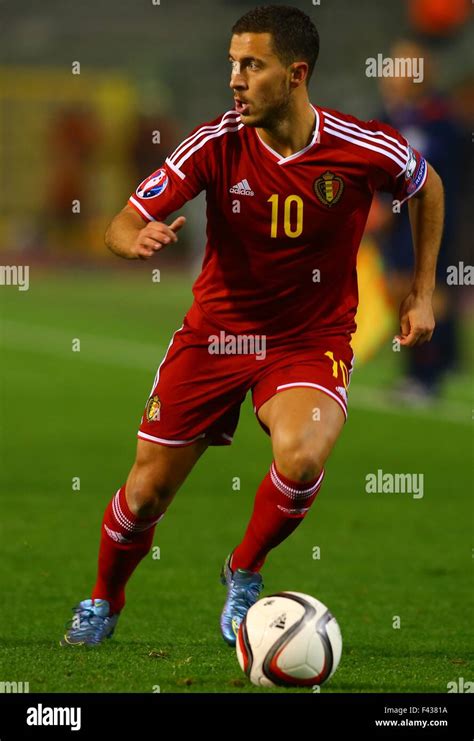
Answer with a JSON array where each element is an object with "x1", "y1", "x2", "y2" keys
[{"x1": 397, "y1": 162, "x2": 444, "y2": 347}]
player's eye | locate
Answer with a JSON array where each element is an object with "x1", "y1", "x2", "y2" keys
[{"x1": 229, "y1": 59, "x2": 259, "y2": 73}]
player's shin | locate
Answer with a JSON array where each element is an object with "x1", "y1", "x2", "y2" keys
[
  {"x1": 230, "y1": 462, "x2": 325, "y2": 572},
  {"x1": 91, "y1": 485, "x2": 164, "y2": 614}
]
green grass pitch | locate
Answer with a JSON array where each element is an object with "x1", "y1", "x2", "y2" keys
[{"x1": 0, "y1": 269, "x2": 472, "y2": 693}]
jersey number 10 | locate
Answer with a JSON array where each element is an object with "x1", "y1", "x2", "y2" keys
[{"x1": 268, "y1": 194, "x2": 303, "y2": 238}]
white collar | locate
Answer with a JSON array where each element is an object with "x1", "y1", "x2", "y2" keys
[{"x1": 255, "y1": 104, "x2": 320, "y2": 164}]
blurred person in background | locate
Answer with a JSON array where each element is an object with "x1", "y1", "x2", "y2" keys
[
  {"x1": 376, "y1": 39, "x2": 462, "y2": 404},
  {"x1": 451, "y1": 74, "x2": 474, "y2": 271},
  {"x1": 47, "y1": 106, "x2": 101, "y2": 253},
  {"x1": 408, "y1": 0, "x2": 471, "y2": 43}
]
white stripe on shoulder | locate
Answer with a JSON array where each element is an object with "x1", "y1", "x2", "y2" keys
[
  {"x1": 323, "y1": 125, "x2": 407, "y2": 170},
  {"x1": 324, "y1": 111, "x2": 408, "y2": 157},
  {"x1": 166, "y1": 157, "x2": 186, "y2": 181},
  {"x1": 168, "y1": 110, "x2": 240, "y2": 165},
  {"x1": 171, "y1": 122, "x2": 244, "y2": 176},
  {"x1": 322, "y1": 116, "x2": 408, "y2": 162}
]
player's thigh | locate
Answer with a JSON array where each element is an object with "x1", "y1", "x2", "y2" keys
[
  {"x1": 126, "y1": 437, "x2": 209, "y2": 510},
  {"x1": 258, "y1": 388, "x2": 345, "y2": 480}
]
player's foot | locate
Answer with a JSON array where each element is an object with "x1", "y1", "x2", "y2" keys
[
  {"x1": 60, "y1": 598, "x2": 119, "y2": 646},
  {"x1": 220, "y1": 552, "x2": 263, "y2": 647}
]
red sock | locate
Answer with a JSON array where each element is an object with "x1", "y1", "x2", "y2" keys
[
  {"x1": 231, "y1": 462, "x2": 325, "y2": 572},
  {"x1": 91, "y1": 485, "x2": 164, "y2": 614}
]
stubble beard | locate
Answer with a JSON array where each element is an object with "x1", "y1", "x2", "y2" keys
[{"x1": 243, "y1": 80, "x2": 292, "y2": 131}]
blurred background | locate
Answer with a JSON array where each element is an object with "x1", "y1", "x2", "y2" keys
[{"x1": 0, "y1": 0, "x2": 473, "y2": 693}]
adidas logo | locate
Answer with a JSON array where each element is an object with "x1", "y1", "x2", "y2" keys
[
  {"x1": 229, "y1": 178, "x2": 254, "y2": 196},
  {"x1": 104, "y1": 524, "x2": 131, "y2": 544},
  {"x1": 270, "y1": 612, "x2": 287, "y2": 630},
  {"x1": 277, "y1": 504, "x2": 310, "y2": 516}
]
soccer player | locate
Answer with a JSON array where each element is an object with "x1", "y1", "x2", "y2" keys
[{"x1": 61, "y1": 5, "x2": 444, "y2": 647}]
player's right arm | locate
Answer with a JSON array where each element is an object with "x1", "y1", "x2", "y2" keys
[
  {"x1": 105, "y1": 111, "x2": 229, "y2": 261},
  {"x1": 105, "y1": 205, "x2": 186, "y2": 260}
]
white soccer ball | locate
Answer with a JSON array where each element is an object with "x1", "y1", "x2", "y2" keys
[{"x1": 236, "y1": 591, "x2": 342, "y2": 688}]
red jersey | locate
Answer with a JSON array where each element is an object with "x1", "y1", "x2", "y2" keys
[{"x1": 128, "y1": 105, "x2": 428, "y2": 341}]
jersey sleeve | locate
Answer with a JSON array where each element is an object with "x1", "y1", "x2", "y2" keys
[
  {"x1": 366, "y1": 120, "x2": 428, "y2": 205},
  {"x1": 127, "y1": 120, "x2": 216, "y2": 222}
]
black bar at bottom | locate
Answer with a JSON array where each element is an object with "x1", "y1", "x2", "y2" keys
[{"x1": 0, "y1": 692, "x2": 471, "y2": 739}]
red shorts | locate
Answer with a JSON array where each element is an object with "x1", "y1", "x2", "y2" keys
[{"x1": 138, "y1": 303, "x2": 355, "y2": 447}]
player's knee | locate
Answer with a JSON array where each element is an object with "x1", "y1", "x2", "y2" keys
[
  {"x1": 125, "y1": 464, "x2": 177, "y2": 518},
  {"x1": 273, "y1": 438, "x2": 323, "y2": 483}
]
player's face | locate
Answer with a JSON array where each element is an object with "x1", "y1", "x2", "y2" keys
[{"x1": 229, "y1": 33, "x2": 293, "y2": 128}]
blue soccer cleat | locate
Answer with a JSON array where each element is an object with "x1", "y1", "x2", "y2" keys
[
  {"x1": 220, "y1": 552, "x2": 264, "y2": 646},
  {"x1": 60, "y1": 598, "x2": 119, "y2": 646}
]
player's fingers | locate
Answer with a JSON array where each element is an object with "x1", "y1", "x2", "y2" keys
[
  {"x1": 143, "y1": 226, "x2": 177, "y2": 244},
  {"x1": 399, "y1": 315, "x2": 411, "y2": 338},
  {"x1": 169, "y1": 216, "x2": 187, "y2": 233},
  {"x1": 137, "y1": 247, "x2": 154, "y2": 260},
  {"x1": 141, "y1": 236, "x2": 166, "y2": 250},
  {"x1": 399, "y1": 328, "x2": 424, "y2": 347}
]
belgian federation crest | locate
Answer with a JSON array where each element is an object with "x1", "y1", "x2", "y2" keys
[
  {"x1": 146, "y1": 394, "x2": 161, "y2": 422},
  {"x1": 314, "y1": 171, "x2": 344, "y2": 207}
]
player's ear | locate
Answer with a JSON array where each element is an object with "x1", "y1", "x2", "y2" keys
[{"x1": 289, "y1": 61, "x2": 308, "y2": 86}]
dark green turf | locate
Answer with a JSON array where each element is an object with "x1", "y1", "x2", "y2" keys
[{"x1": 0, "y1": 269, "x2": 472, "y2": 693}]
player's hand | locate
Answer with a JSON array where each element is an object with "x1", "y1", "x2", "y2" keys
[
  {"x1": 396, "y1": 292, "x2": 435, "y2": 347},
  {"x1": 134, "y1": 216, "x2": 186, "y2": 260}
]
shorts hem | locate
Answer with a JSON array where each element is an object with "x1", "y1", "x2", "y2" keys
[
  {"x1": 137, "y1": 430, "x2": 233, "y2": 447},
  {"x1": 137, "y1": 431, "x2": 206, "y2": 447},
  {"x1": 254, "y1": 382, "x2": 348, "y2": 430}
]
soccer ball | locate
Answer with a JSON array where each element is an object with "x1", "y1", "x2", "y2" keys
[{"x1": 236, "y1": 591, "x2": 342, "y2": 688}]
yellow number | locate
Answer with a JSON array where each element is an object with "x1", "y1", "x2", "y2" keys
[
  {"x1": 324, "y1": 351, "x2": 349, "y2": 389},
  {"x1": 267, "y1": 194, "x2": 303, "y2": 238},
  {"x1": 340, "y1": 360, "x2": 349, "y2": 389},
  {"x1": 268, "y1": 194, "x2": 279, "y2": 238},
  {"x1": 324, "y1": 351, "x2": 338, "y2": 378},
  {"x1": 284, "y1": 195, "x2": 303, "y2": 237}
]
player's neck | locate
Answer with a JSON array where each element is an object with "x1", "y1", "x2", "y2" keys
[{"x1": 256, "y1": 101, "x2": 316, "y2": 158}]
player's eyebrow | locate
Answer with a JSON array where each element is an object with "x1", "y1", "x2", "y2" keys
[{"x1": 228, "y1": 54, "x2": 265, "y2": 64}]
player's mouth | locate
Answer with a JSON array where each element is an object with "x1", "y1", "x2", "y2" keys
[{"x1": 234, "y1": 98, "x2": 250, "y2": 115}]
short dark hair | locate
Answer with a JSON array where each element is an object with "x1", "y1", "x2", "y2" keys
[{"x1": 231, "y1": 5, "x2": 320, "y2": 82}]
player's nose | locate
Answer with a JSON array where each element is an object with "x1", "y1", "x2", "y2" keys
[{"x1": 229, "y1": 72, "x2": 247, "y2": 90}]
